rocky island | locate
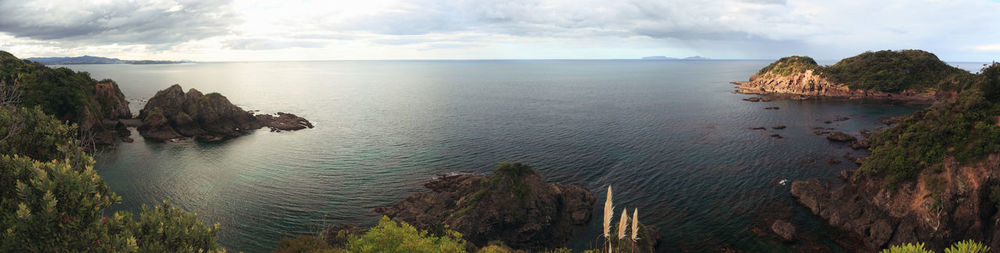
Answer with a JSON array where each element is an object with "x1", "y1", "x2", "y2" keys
[
  {"x1": 732, "y1": 50, "x2": 971, "y2": 102},
  {"x1": 138, "y1": 84, "x2": 313, "y2": 142}
]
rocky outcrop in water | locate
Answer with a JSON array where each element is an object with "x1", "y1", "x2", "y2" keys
[
  {"x1": 137, "y1": 84, "x2": 312, "y2": 142},
  {"x1": 791, "y1": 155, "x2": 1000, "y2": 251},
  {"x1": 373, "y1": 163, "x2": 596, "y2": 250}
]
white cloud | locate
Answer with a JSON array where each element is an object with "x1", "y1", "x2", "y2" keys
[{"x1": 0, "y1": 0, "x2": 998, "y2": 61}]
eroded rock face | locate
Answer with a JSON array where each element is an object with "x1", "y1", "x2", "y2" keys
[
  {"x1": 138, "y1": 84, "x2": 312, "y2": 142},
  {"x1": 790, "y1": 155, "x2": 1000, "y2": 251},
  {"x1": 731, "y1": 70, "x2": 938, "y2": 102},
  {"x1": 374, "y1": 163, "x2": 596, "y2": 250}
]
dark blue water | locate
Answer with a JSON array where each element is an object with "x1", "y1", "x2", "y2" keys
[{"x1": 62, "y1": 60, "x2": 939, "y2": 252}]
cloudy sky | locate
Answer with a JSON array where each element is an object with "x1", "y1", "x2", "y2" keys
[{"x1": 1, "y1": 0, "x2": 999, "y2": 61}]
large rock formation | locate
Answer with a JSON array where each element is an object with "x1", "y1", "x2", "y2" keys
[
  {"x1": 791, "y1": 155, "x2": 1000, "y2": 251},
  {"x1": 733, "y1": 69, "x2": 937, "y2": 101},
  {"x1": 732, "y1": 51, "x2": 969, "y2": 102},
  {"x1": 374, "y1": 163, "x2": 595, "y2": 250},
  {"x1": 138, "y1": 84, "x2": 312, "y2": 142}
]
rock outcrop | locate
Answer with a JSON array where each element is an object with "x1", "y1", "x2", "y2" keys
[
  {"x1": 374, "y1": 163, "x2": 596, "y2": 250},
  {"x1": 790, "y1": 155, "x2": 1000, "y2": 251},
  {"x1": 137, "y1": 84, "x2": 312, "y2": 142},
  {"x1": 732, "y1": 69, "x2": 937, "y2": 101}
]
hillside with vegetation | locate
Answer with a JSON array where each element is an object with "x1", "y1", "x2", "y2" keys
[
  {"x1": 737, "y1": 50, "x2": 973, "y2": 99},
  {"x1": 789, "y1": 63, "x2": 1000, "y2": 251},
  {"x1": 0, "y1": 51, "x2": 132, "y2": 146}
]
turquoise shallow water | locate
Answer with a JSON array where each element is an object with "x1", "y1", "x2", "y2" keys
[{"x1": 57, "y1": 60, "x2": 971, "y2": 252}]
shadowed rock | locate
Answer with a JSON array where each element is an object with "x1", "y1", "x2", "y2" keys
[
  {"x1": 137, "y1": 84, "x2": 312, "y2": 142},
  {"x1": 374, "y1": 163, "x2": 596, "y2": 250}
]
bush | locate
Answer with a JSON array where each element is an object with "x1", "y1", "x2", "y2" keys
[
  {"x1": 0, "y1": 105, "x2": 222, "y2": 252},
  {"x1": 943, "y1": 240, "x2": 990, "y2": 253},
  {"x1": 882, "y1": 242, "x2": 933, "y2": 253},
  {"x1": 344, "y1": 216, "x2": 467, "y2": 253},
  {"x1": 882, "y1": 240, "x2": 989, "y2": 253}
]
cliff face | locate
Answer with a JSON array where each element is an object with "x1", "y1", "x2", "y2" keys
[
  {"x1": 791, "y1": 155, "x2": 1000, "y2": 250},
  {"x1": 138, "y1": 84, "x2": 312, "y2": 142},
  {"x1": 374, "y1": 163, "x2": 596, "y2": 250},
  {"x1": 733, "y1": 69, "x2": 937, "y2": 101},
  {"x1": 94, "y1": 81, "x2": 131, "y2": 120}
]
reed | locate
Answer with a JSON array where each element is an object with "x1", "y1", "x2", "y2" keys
[
  {"x1": 631, "y1": 208, "x2": 638, "y2": 241},
  {"x1": 617, "y1": 210, "x2": 628, "y2": 240},
  {"x1": 603, "y1": 185, "x2": 613, "y2": 253}
]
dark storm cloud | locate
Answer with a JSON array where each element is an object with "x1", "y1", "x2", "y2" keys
[{"x1": 0, "y1": 0, "x2": 238, "y2": 46}]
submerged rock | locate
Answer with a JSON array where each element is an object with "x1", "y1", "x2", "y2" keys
[
  {"x1": 771, "y1": 220, "x2": 796, "y2": 242},
  {"x1": 374, "y1": 163, "x2": 596, "y2": 250},
  {"x1": 826, "y1": 131, "x2": 856, "y2": 142},
  {"x1": 137, "y1": 84, "x2": 313, "y2": 142}
]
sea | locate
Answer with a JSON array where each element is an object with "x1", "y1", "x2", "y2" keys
[{"x1": 53, "y1": 60, "x2": 987, "y2": 252}]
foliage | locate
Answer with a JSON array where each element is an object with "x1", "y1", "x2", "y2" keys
[
  {"x1": 882, "y1": 242, "x2": 933, "y2": 253},
  {"x1": 0, "y1": 50, "x2": 121, "y2": 128},
  {"x1": 0, "y1": 106, "x2": 81, "y2": 162},
  {"x1": 756, "y1": 56, "x2": 820, "y2": 76},
  {"x1": 882, "y1": 240, "x2": 989, "y2": 253},
  {"x1": 943, "y1": 240, "x2": 990, "y2": 253},
  {"x1": 0, "y1": 105, "x2": 222, "y2": 252},
  {"x1": 343, "y1": 216, "x2": 467, "y2": 253},
  {"x1": 823, "y1": 50, "x2": 969, "y2": 92},
  {"x1": 860, "y1": 85, "x2": 1000, "y2": 186}
]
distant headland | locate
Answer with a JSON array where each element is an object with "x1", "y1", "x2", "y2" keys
[
  {"x1": 641, "y1": 55, "x2": 711, "y2": 61},
  {"x1": 25, "y1": 55, "x2": 191, "y2": 65}
]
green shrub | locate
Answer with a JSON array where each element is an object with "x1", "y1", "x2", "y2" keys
[
  {"x1": 882, "y1": 242, "x2": 933, "y2": 253},
  {"x1": 882, "y1": 240, "x2": 989, "y2": 253},
  {"x1": 943, "y1": 240, "x2": 990, "y2": 253},
  {"x1": 344, "y1": 216, "x2": 467, "y2": 253},
  {"x1": 756, "y1": 56, "x2": 820, "y2": 76}
]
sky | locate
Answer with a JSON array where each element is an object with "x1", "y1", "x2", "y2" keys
[{"x1": 0, "y1": 0, "x2": 999, "y2": 62}]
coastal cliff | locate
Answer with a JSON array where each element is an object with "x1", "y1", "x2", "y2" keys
[
  {"x1": 0, "y1": 51, "x2": 132, "y2": 146},
  {"x1": 138, "y1": 84, "x2": 312, "y2": 142},
  {"x1": 374, "y1": 163, "x2": 599, "y2": 250},
  {"x1": 789, "y1": 62, "x2": 1000, "y2": 251},
  {"x1": 733, "y1": 50, "x2": 969, "y2": 102}
]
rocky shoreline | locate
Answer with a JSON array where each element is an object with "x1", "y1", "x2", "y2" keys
[
  {"x1": 790, "y1": 155, "x2": 1000, "y2": 251},
  {"x1": 731, "y1": 70, "x2": 950, "y2": 103}
]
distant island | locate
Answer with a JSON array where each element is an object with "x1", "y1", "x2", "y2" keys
[
  {"x1": 25, "y1": 55, "x2": 191, "y2": 65},
  {"x1": 641, "y1": 55, "x2": 711, "y2": 60}
]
